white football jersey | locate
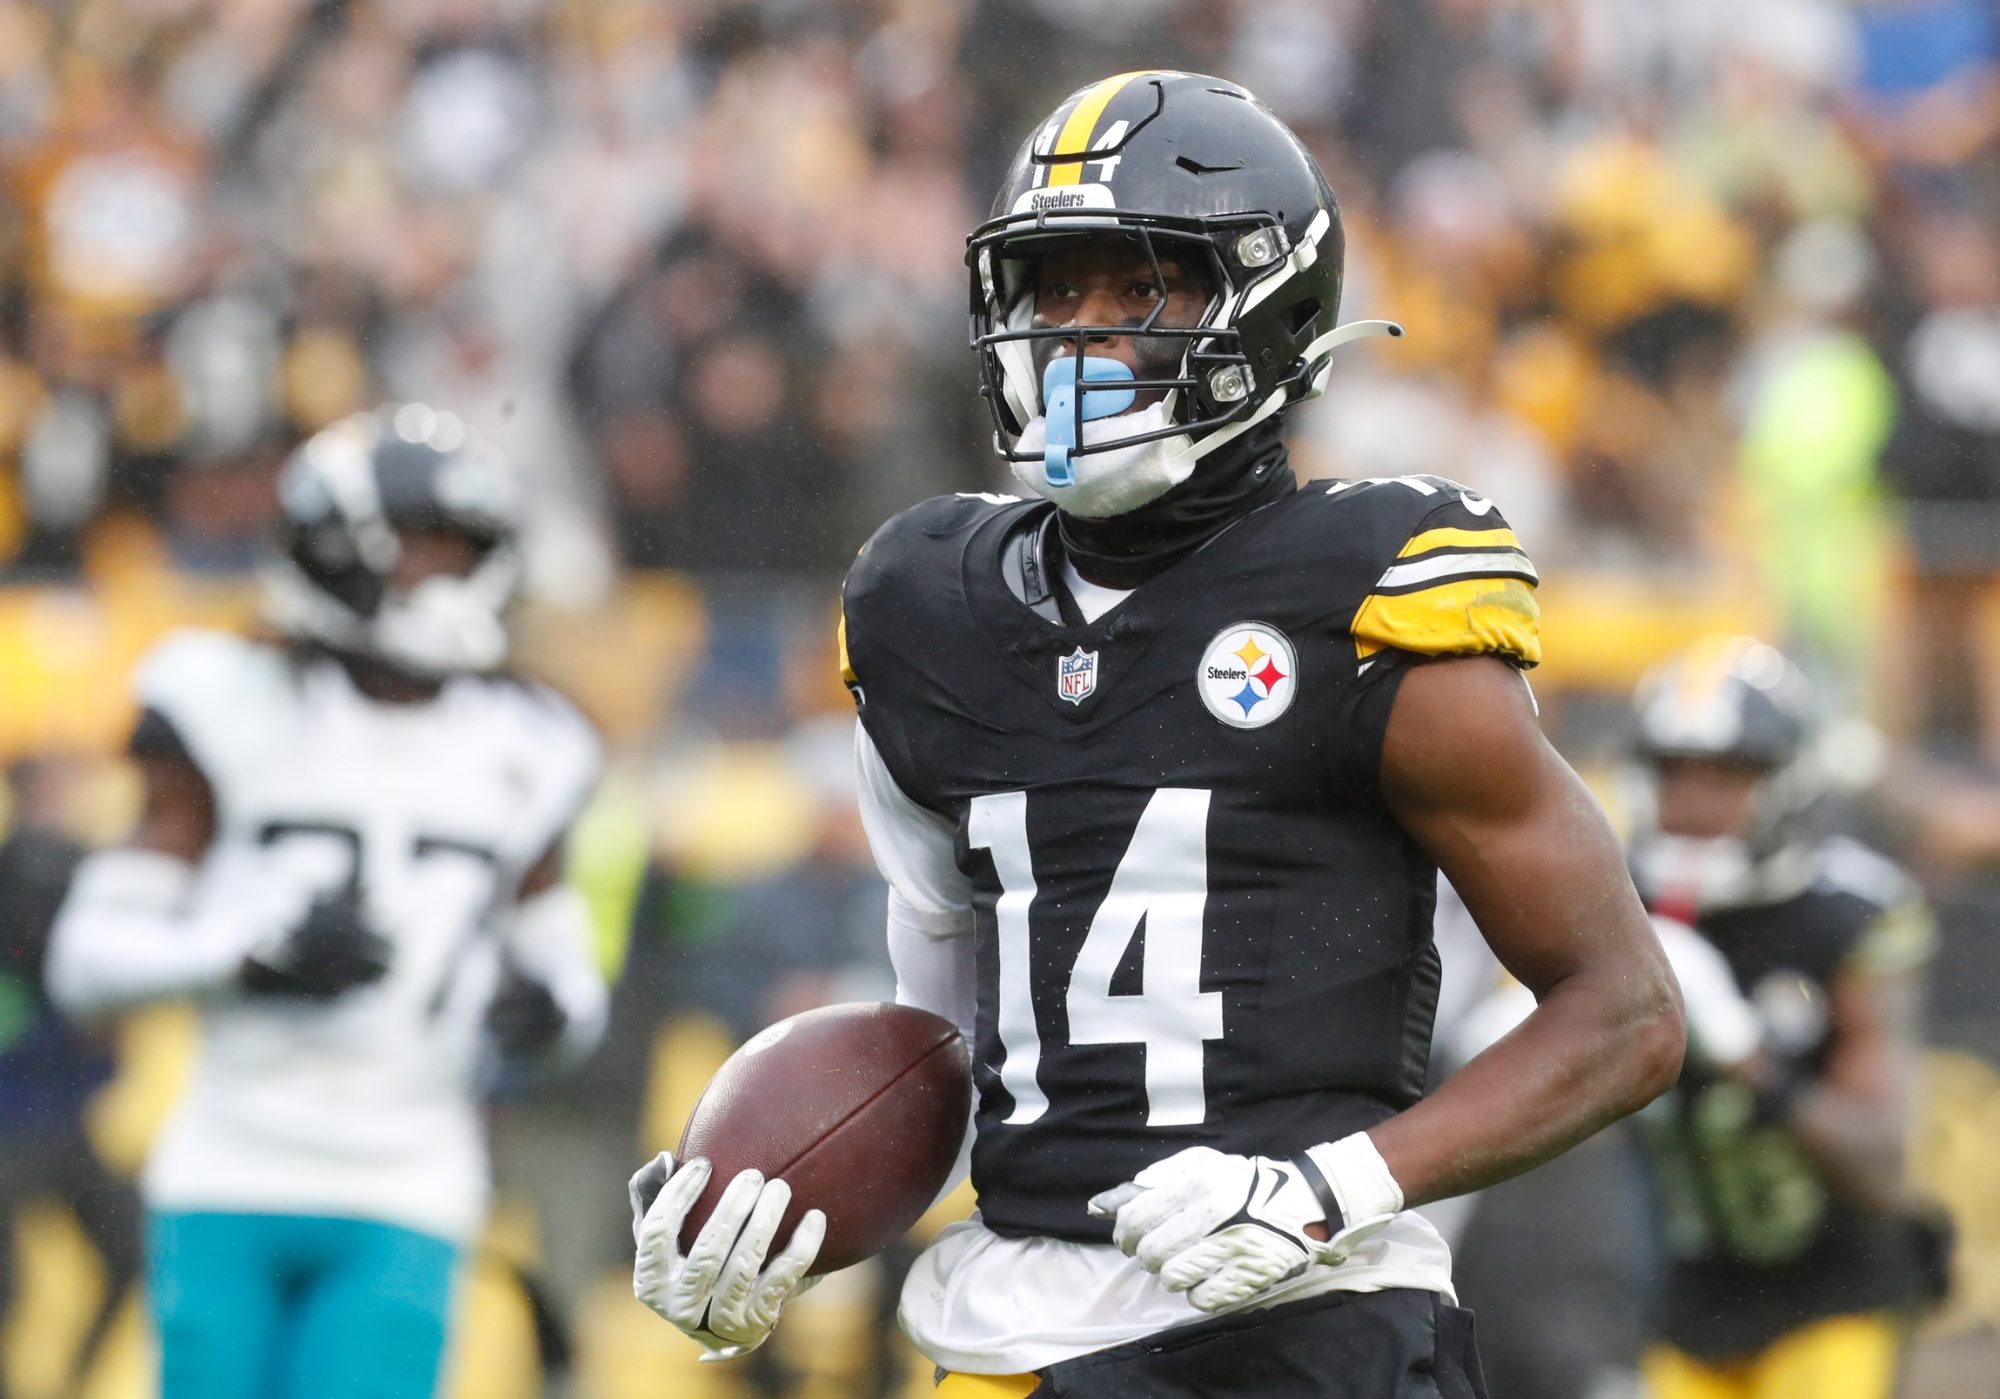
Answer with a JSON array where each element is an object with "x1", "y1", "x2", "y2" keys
[{"x1": 134, "y1": 629, "x2": 601, "y2": 1242}]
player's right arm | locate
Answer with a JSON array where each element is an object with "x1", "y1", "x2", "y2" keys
[
  {"x1": 629, "y1": 716, "x2": 972, "y2": 1358},
  {"x1": 859, "y1": 721, "x2": 979, "y2": 1200},
  {"x1": 45, "y1": 718, "x2": 248, "y2": 1019},
  {"x1": 1747, "y1": 893, "x2": 1931, "y2": 1213},
  {"x1": 46, "y1": 635, "x2": 382, "y2": 1020}
]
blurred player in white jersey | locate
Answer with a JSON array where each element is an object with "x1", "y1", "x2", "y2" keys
[{"x1": 46, "y1": 405, "x2": 608, "y2": 1399}]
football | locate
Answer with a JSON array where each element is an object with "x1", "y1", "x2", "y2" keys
[{"x1": 676, "y1": 1002, "x2": 973, "y2": 1275}]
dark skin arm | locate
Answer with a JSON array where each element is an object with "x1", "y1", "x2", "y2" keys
[
  {"x1": 1747, "y1": 967, "x2": 1920, "y2": 1212},
  {"x1": 1366, "y1": 657, "x2": 1686, "y2": 1208},
  {"x1": 131, "y1": 751, "x2": 217, "y2": 863},
  {"x1": 517, "y1": 837, "x2": 564, "y2": 900}
]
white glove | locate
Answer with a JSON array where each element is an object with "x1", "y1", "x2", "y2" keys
[
  {"x1": 1087, "y1": 1145, "x2": 1389, "y2": 1313},
  {"x1": 629, "y1": 1152, "x2": 825, "y2": 1360},
  {"x1": 1652, "y1": 916, "x2": 1763, "y2": 1070}
]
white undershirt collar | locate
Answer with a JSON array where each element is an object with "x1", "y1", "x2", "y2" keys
[{"x1": 1061, "y1": 558, "x2": 1135, "y2": 624}]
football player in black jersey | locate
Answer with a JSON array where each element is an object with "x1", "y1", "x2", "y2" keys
[
  {"x1": 1627, "y1": 637, "x2": 1939, "y2": 1399},
  {"x1": 631, "y1": 71, "x2": 1684, "y2": 1397}
]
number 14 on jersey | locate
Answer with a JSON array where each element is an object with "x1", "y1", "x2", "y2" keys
[{"x1": 968, "y1": 788, "x2": 1224, "y2": 1127}]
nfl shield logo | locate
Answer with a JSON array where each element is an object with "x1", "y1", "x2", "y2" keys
[{"x1": 1057, "y1": 646, "x2": 1098, "y2": 705}]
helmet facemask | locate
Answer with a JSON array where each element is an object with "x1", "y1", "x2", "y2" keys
[
  {"x1": 972, "y1": 208, "x2": 1332, "y2": 516},
  {"x1": 970, "y1": 71, "x2": 1405, "y2": 522},
  {"x1": 1625, "y1": 758, "x2": 1821, "y2": 916},
  {"x1": 1623, "y1": 640, "x2": 1825, "y2": 915},
  {"x1": 368, "y1": 537, "x2": 518, "y2": 677}
]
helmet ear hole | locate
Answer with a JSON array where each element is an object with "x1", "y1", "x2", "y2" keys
[{"x1": 1283, "y1": 298, "x2": 1321, "y2": 343}]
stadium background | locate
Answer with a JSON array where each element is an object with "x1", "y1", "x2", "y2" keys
[{"x1": 1, "y1": 0, "x2": 1999, "y2": 1395}]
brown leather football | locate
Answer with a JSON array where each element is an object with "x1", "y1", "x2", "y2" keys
[{"x1": 676, "y1": 1001, "x2": 973, "y2": 1275}]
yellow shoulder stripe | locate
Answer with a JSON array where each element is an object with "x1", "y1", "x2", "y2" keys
[
  {"x1": 1846, "y1": 903, "x2": 1936, "y2": 978},
  {"x1": 937, "y1": 1373, "x2": 1041, "y2": 1399},
  {"x1": 837, "y1": 611, "x2": 856, "y2": 686},
  {"x1": 1047, "y1": 71, "x2": 1156, "y2": 186},
  {"x1": 1398, "y1": 526, "x2": 1522, "y2": 558},
  {"x1": 1353, "y1": 576, "x2": 1542, "y2": 665}
]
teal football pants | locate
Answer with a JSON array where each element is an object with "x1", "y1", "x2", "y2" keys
[{"x1": 148, "y1": 1210, "x2": 459, "y2": 1399}]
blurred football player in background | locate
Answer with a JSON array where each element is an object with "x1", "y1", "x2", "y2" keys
[
  {"x1": 632, "y1": 70, "x2": 1684, "y2": 1396},
  {"x1": 1628, "y1": 637, "x2": 1942, "y2": 1399},
  {"x1": 44, "y1": 406, "x2": 608, "y2": 1399}
]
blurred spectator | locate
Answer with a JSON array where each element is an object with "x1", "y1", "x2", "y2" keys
[
  {"x1": 0, "y1": 759, "x2": 141, "y2": 1399},
  {"x1": 687, "y1": 716, "x2": 893, "y2": 1040},
  {"x1": 1878, "y1": 206, "x2": 2000, "y2": 761},
  {"x1": 0, "y1": 0, "x2": 1975, "y2": 661}
]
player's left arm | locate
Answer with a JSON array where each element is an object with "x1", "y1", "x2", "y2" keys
[
  {"x1": 488, "y1": 829, "x2": 610, "y2": 1065},
  {"x1": 1369, "y1": 655, "x2": 1685, "y2": 1206},
  {"x1": 1093, "y1": 671, "x2": 1684, "y2": 1309},
  {"x1": 1096, "y1": 493, "x2": 1683, "y2": 1312}
]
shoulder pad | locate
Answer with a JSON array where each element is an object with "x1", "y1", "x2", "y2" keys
[
  {"x1": 457, "y1": 676, "x2": 603, "y2": 859},
  {"x1": 525, "y1": 681, "x2": 602, "y2": 778},
  {"x1": 1321, "y1": 476, "x2": 1541, "y2": 668},
  {"x1": 847, "y1": 495, "x2": 1021, "y2": 596},
  {"x1": 1811, "y1": 838, "x2": 1935, "y2": 977},
  {"x1": 526, "y1": 685, "x2": 602, "y2": 846},
  {"x1": 491, "y1": 676, "x2": 602, "y2": 792},
  {"x1": 133, "y1": 628, "x2": 269, "y2": 710},
  {"x1": 841, "y1": 493, "x2": 1028, "y2": 687},
  {"x1": 1813, "y1": 838, "x2": 1915, "y2": 911},
  {"x1": 132, "y1": 629, "x2": 290, "y2": 780}
]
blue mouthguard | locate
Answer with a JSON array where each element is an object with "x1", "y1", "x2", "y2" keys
[{"x1": 1041, "y1": 356, "x2": 1136, "y2": 486}]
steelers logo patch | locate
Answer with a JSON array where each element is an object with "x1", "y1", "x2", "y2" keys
[{"x1": 1197, "y1": 623, "x2": 1298, "y2": 729}]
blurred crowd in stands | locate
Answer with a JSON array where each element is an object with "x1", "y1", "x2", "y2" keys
[
  {"x1": 3, "y1": 0, "x2": 2000, "y2": 1395},
  {"x1": 1, "y1": 0, "x2": 1999, "y2": 734}
]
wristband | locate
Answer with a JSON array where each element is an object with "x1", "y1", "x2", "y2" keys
[
  {"x1": 1288, "y1": 1150, "x2": 1345, "y2": 1235},
  {"x1": 1302, "y1": 1132, "x2": 1404, "y2": 1228}
]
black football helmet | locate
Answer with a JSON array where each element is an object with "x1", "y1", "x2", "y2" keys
[
  {"x1": 969, "y1": 70, "x2": 1398, "y2": 488},
  {"x1": 1625, "y1": 636, "x2": 1824, "y2": 911},
  {"x1": 266, "y1": 404, "x2": 521, "y2": 679}
]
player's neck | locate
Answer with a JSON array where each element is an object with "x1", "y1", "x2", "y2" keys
[
  {"x1": 296, "y1": 643, "x2": 445, "y2": 705},
  {"x1": 347, "y1": 664, "x2": 444, "y2": 705},
  {"x1": 1057, "y1": 426, "x2": 1296, "y2": 590}
]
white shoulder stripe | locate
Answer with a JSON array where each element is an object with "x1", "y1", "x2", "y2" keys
[
  {"x1": 1375, "y1": 550, "x2": 1540, "y2": 591},
  {"x1": 1814, "y1": 838, "x2": 1911, "y2": 907}
]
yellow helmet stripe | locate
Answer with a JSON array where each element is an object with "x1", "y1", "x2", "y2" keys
[{"x1": 1047, "y1": 71, "x2": 1155, "y2": 186}]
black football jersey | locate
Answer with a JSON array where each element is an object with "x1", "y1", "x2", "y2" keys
[
  {"x1": 840, "y1": 478, "x2": 1541, "y2": 1241},
  {"x1": 1641, "y1": 840, "x2": 1935, "y2": 1360}
]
